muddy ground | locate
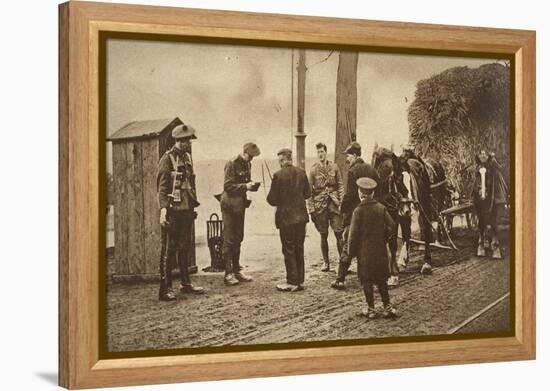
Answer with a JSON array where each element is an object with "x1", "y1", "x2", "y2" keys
[{"x1": 105, "y1": 228, "x2": 511, "y2": 353}]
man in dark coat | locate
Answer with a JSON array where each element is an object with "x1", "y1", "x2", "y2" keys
[
  {"x1": 267, "y1": 148, "x2": 311, "y2": 292},
  {"x1": 331, "y1": 142, "x2": 380, "y2": 290},
  {"x1": 348, "y1": 177, "x2": 398, "y2": 319},
  {"x1": 220, "y1": 142, "x2": 261, "y2": 286},
  {"x1": 157, "y1": 123, "x2": 204, "y2": 301}
]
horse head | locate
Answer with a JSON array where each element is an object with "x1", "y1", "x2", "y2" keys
[
  {"x1": 474, "y1": 151, "x2": 495, "y2": 202},
  {"x1": 372, "y1": 147, "x2": 413, "y2": 217}
]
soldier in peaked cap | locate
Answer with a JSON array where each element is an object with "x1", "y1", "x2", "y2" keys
[
  {"x1": 331, "y1": 141, "x2": 381, "y2": 290},
  {"x1": 219, "y1": 142, "x2": 261, "y2": 286},
  {"x1": 348, "y1": 177, "x2": 398, "y2": 319},
  {"x1": 157, "y1": 123, "x2": 204, "y2": 301}
]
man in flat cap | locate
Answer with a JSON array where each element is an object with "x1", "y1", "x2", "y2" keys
[
  {"x1": 331, "y1": 141, "x2": 380, "y2": 290},
  {"x1": 157, "y1": 123, "x2": 204, "y2": 301},
  {"x1": 307, "y1": 142, "x2": 344, "y2": 272},
  {"x1": 348, "y1": 177, "x2": 397, "y2": 319},
  {"x1": 220, "y1": 142, "x2": 261, "y2": 286},
  {"x1": 267, "y1": 148, "x2": 311, "y2": 292}
]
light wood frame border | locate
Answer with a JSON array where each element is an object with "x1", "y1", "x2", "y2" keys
[{"x1": 59, "y1": 1, "x2": 536, "y2": 389}]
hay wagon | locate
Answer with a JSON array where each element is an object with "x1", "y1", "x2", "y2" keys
[{"x1": 440, "y1": 198, "x2": 478, "y2": 235}]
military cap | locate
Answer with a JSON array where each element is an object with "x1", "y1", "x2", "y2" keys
[
  {"x1": 401, "y1": 143, "x2": 415, "y2": 152},
  {"x1": 343, "y1": 141, "x2": 361, "y2": 156},
  {"x1": 172, "y1": 123, "x2": 197, "y2": 140},
  {"x1": 356, "y1": 177, "x2": 377, "y2": 191},
  {"x1": 277, "y1": 148, "x2": 292, "y2": 157},
  {"x1": 243, "y1": 142, "x2": 261, "y2": 157}
]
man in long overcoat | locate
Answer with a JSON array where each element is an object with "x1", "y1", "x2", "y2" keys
[
  {"x1": 267, "y1": 148, "x2": 311, "y2": 292},
  {"x1": 348, "y1": 177, "x2": 398, "y2": 319},
  {"x1": 331, "y1": 142, "x2": 380, "y2": 290}
]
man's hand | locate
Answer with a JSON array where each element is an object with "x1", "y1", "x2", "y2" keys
[
  {"x1": 160, "y1": 208, "x2": 169, "y2": 227},
  {"x1": 245, "y1": 181, "x2": 256, "y2": 191}
]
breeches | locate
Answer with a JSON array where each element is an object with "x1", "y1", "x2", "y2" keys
[
  {"x1": 222, "y1": 210, "x2": 246, "y2": 274},
  {"x1": 312, "y1": 208, "x2": 343, "y2": 235}
]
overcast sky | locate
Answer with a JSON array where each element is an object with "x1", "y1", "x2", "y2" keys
[{"x1": 106, "y1": 39, "x2": 497, "y2": 170}]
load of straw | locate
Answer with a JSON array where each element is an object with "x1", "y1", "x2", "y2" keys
[{"x1": 407, "y1": 63, "x2": 510, "y2": 196}]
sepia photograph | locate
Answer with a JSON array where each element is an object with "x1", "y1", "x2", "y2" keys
[{"x1": 103, "y1": 37, "x2": 512, "y2": 354}]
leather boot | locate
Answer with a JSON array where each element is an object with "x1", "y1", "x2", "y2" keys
[
  {"x1": 336, "y1": 234, "x2": 344, "y2": 258},
  {"x1": 224, "y1": 273, "x2": 240, "y2": 286},
  {"x1": 159, "y1": 250, "x2": 175, "y2": 301},
  {"x1": 180, "y1": 284, "x2": 205, "y2": 294},
  {"x1": 159, "y1": 290, "x2": 176, "y2": 301},
  {"x1": 320, "y1": 234, "x2": 330, "y2": 272},
  {"x1": 235, "y1": 272, "x2": 253, "y2": 282},
  {"x1": 232, "y1": 247, "x2": 251, "y2": 281}
]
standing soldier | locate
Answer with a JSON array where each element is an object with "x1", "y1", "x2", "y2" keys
[
  {"x1": 307, "y1": 142, "x2": 344, "y2": 272},
  {"x1": 348, "y1": 177, "x2": 398, "y2": 319},
  {"x1": 157, "y1": 124, "x2": 204, "y2": 301},
  {"x1": 267, "y1": 148, "x2": 311, "y2": 292},
  {"x1": 331, "y1": 141, "x2": 380, "y2": 290},
  {"x1": 220, "y1": 142, "x2": 261, "y2": 286}
]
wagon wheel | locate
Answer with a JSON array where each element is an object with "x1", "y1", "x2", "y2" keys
[
  {"x1": 445, "y1": 214, "x2": 454, "y2": 235},
  {"x1": 466, "y1": 212, "x2": 478, "y2": 230}
]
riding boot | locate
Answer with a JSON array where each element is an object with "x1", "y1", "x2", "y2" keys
[
  {"x1": 320, "y1": 233, "x2": 330, "y2": 271},
  {"x1": 336, "y1": 237, "x2": 352, "y2": 281},
  {"x1": 232, "y1": 246, "x2": 241, "y2": 273},
  {"x1": 335, "y1": 232, "x2": 344, "y2": 258},
  {"x1": 224, "y1": 252, "x2": 233, "y2": 276},
  {"x1": 159, "y1": 253, "x2": 176, "y2": 301},
  {"x1": 223, "y1": 248, "x2": 239, "y2": 286},
  {"x1": 233, "y1": 247, "x2": 252, "y2": 281},
  {"x1": 331, "y1": 255, "x2": 348, "y2": 289},
  {"x1": 178, "y1": 252, "x2": 191, "y2": 286},
  {"x1": 159, "y1": 252, "x2": 168, "y2": 297}
]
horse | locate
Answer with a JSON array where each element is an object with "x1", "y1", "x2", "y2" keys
[
  {"x1": 398, "y1": 149, "x2": 448, "y2": 275},
  {"x1": 471, "y1": 151, "x2": 508, "y2": 259},
  {"x1": 371, "y1": 147, "x2": 413, "y2": 286}
]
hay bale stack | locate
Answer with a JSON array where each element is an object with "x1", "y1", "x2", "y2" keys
[{"x1": 407, "y1": 63, "x2": 510, "y2": 196}]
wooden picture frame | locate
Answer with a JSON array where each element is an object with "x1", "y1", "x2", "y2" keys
[{"x1": 59, "y1": 1, "x2": 536, "y2": 389}]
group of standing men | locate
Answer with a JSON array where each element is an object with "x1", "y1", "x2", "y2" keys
[{"x1": 156, "y1": 124, "x2": 397, "y2": 317}]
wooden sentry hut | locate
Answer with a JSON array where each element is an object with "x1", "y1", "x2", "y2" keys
[{"x1": 107, "y1": 117, "x2": 197, "y2": 282}]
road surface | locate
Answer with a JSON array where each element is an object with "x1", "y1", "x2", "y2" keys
[{"x1": 105, "y1": 229, "x2": 511, "y2": 352}]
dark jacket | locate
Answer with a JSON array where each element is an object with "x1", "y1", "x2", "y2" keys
[
  {"x1": 220, "y1": 155, "x2": 252, "y2": 214},
  {"x1": 348, "y1": 198, "x2": 396, "y2": 284},
  {"x1": 267, "y1": 164, "x2": 311, "y2": 229},
  {"x1": 340, "y1": 157, "x2": 380, "y2": 226},
  {"x1": 157, "y1": 146, "x2": 199, "y2": 210}
]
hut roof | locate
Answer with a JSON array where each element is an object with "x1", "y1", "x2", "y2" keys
[{"x1": 108, "y1": 117, "x2": 183, "y2": 142}]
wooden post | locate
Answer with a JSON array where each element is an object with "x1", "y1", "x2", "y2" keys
[
  {"x1": 295, "y1": 49, "x2": 307, "y2": 169},
  {"x1": 334, "y1": 51, "x2": 358, "y2": 185}
]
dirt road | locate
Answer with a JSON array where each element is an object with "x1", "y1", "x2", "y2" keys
[{"x1": 105, "y1": 229, "x2": 511, "y2": 352}]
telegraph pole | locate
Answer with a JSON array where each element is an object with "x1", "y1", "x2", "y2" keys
[
  {"x1": 295, "y1": 49, "x2": 307, "y2": 169},
  {"x1": 334, "y1": 51, "x2": 358, "y2": 185}
]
